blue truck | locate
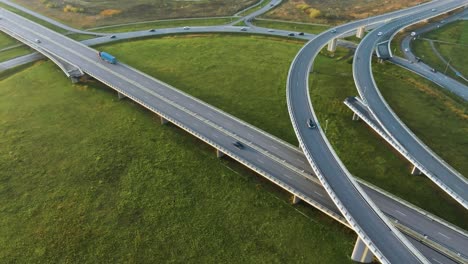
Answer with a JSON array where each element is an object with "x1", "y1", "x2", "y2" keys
[{"x1": 98, "y1": 51, "x2": 117, "y2": 64}]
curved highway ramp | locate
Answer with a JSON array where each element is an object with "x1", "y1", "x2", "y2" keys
[{"x1": 353, "y1": 0, "x2": 468, "y2": 209}]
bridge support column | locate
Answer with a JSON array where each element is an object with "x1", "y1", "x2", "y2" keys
[
  {"x1": 352, "y1": 113, "x2": 360, "y2": 121},
  {"x1": 117, "y1": 92, "x2": 126, "y2": 100},
  {"x1": 411, "y1": 165, "x2": 422, "y2": 175},
  {"x1": 327, "y1": 38, "x2": 337, "y2": 52},
  {"x1": 70, "y1": 77, "x2": 80, "y2": 84},
  {"x1": 351, "y1": 237, "x2": 374, "y2": 263},
  {"x1": 216, "y1": 149, "x2": 225, "y2": 158},
  {"x1": 356, "y1": 26, "x2": 365, "y2": 39},
  {"x1": 160, "y1": 116, "x2": 169, "y2": 125},
  {"x1": 291, "y1": 195, "x2": 301, "y2": 204}
]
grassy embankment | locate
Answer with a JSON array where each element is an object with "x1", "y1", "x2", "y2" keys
[
  {"x1": 412, "y1": 20, "x2": 467, "y2": 81},
  {"x1": 100, "y1": 35, "x2": 466, "y2": 227},
  {"x1": 0, "y1": 36, "x2": 355, "y2": 263}
]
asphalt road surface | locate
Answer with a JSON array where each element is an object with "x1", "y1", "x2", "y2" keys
[
  {"x1": 353, "y1": 0, "x2": 468, "y2": 209},
  {"x1": 1, "y1": 3, "x2": 467, "y2": 263}
]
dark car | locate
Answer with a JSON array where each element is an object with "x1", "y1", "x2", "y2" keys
[
  {"x1": 149, "y1": 29, "x2": 156, "y2": 32},
  {"x1": 233, "y1": 141, "x2": 244, "y2": 149},
  {"x1": 110, "y1": 35, "x2": 116, "y2": 39},
  {"x1": 288, "y1": 33, "x2": 295, "y2": 36},
  {"x1": 307, "y1": 118, "x2": 316, "y2": 129},
  {"x1": 298, "y1": 32, "x2": 305, "y2": 36},
  {"x1": 416, "y1": 57, "x2": 422, "y2": 63}
]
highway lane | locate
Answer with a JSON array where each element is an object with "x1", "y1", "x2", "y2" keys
[
  {"x1": 0, "y1": 0, "x2": 104, "y2": 36},
  {"x1": 286, "y1": 1, "x2": 455, "y2": 263},
  {"x1": 353, "y1": 0, "x2": 468, "y2": 209},
  {"x1": 1, "y1": 6, "x2": 468, "y2": 263},
  {"x1": 390, "y1": 56, "x2": 468, "y2": 100}
]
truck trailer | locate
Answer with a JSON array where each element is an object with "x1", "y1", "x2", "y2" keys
[{"x1": 98, "y1": 51, "x2": 117, "y2": 64}]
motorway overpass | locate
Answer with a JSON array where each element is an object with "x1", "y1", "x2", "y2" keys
[
  {"x1": 1, "y1": 3, "x2": 467, "y2": 263},
  {"x1": 353, "y1": 0, "x2": 468, "y2": 209}
]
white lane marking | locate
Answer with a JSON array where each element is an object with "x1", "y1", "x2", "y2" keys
[
  {"x1": 212, "y1": 134, "x2": 219, "y2": 138},
  {"x1": 247, "y1": 133, "x2": 254, "y2": 138},
  {"x1": 395, "y1": 210, "x2": 407, "y2": 217},
  {"x1": 296, "y1": 158, "x2": 305, "y2": 164},
  {"x1": 283, "y1": 174, "x2": 292, "y2": 179},
  {"x1": 431, "y1": 258, "x2": 443, "y2": 264},
  {"x1": 271, "y1": 145, "x2": 278, "y2": 150},
  {"x1": 437, "y1": 232, "x2": 450, "y2": 240},
  {"x1": 314, "y1": 191, "x2": 324, "y2": 197},
  {"x1": 256, "y1": 159, "x2": 264, "y2": 164}
]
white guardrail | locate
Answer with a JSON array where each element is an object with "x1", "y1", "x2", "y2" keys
[
  {"x1": 2, "y1": 6, "x2": 466, "y2": 263},
  {"x1": 287, "y1": 41, "x2": 392, "y2": 264},
  {"x1": 356, "y1": 3, "x2": 468, "y2": 209}
]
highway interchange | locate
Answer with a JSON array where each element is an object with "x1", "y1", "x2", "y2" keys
[
  {"x1": 354, "y1": 0, "x2": 468, "y2": 209},
  {"x1": 0, "y1": 0, "x2": 467, "y2": 263}
]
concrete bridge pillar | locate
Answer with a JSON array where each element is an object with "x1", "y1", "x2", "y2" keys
[
  {"x1": 327, "y1": 38, "x2": 337, "y2": 52},
  {"x1": 117, "y1": 92, "x2": 127, "y2": 100},
  {"x1": 356, "y1": 26, "x2": 365, "y2": 39},
  {"x1": 411, "y1": 165, "x2": 422, "y2": 175},
  {"x1": 292, "y1": 195, "x2": 301, "y2": 204},
  {"x1": 70, "y1": 77, "x2": 80, "y2": 84},
  {"x1": 352, "y1": 113, "x2": 360, "y2": 121},
  {"x1": 160, "y1": 116, "x2": 169, "y2": 125},
  {"x1": 216, "y1": 149, "x2": 225, "y2": 158},
  {"x1": 351, "y1": 237, "x2": 374, "y2": 263}
]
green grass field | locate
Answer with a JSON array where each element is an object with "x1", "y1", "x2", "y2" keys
[
  {"x1": 97, "y1": 35, "x2": 466, "y2": 228},
  {"x1": 1, "y1": 34, "x2": 466, "y2": 262},
  {"x1": 0, "y1": 33, "x2": 20, "y2": 50},
  {"x1": 412, "y1": 20, "x2": 467, "y2": 80},
  {"x1": 253, "y1": 19, "x2": 329, "y2": 34},
  {"x1": 0, "y1": 57, "x2": 356, "y2": 263},
  {"x1": 0, "y1": 44, "x2": 32, "y2": 62}
]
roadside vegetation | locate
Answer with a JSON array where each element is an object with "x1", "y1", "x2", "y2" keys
[
  {"x1": 262, "y1": 0, "x2": 428, "y2": 25},
  {"x1": 9, "y1": 0, "x2": 258, "y2": 29},
  {"x1": 97, "y1": 35, "x2": 467, "y2": 228},
  {"x1": 0, "y1": 56, "x2": 355, "y2": 264},
  {"x1": 412, "y1": 20, "x2": 467, "y2": 81},
  {"x1": 252, "y1": 19, "x2": 329, "y2": 34}
]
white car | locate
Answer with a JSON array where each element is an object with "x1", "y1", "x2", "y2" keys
[
  {"x1": 183, "y1": 26, "x2": 190, "y2": 30},
  {"x1": 377, "y1": 32, "x2": 383, "y2": 36},
  {"x1": 267, "y1": 29, "x2": 274, "y2": 32},
  {"x1": 34, "y1": 39, "x2": 41, "y2": 43},
  {"x1": 405, "y1": 48, "x2": 409, "y2": 52},
  {"x1": 431, "y1": 8, "x2": 436, "y2": 12}
]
